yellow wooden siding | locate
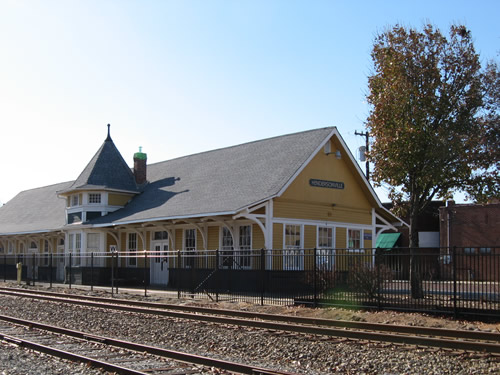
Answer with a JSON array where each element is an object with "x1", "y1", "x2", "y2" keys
[
  {"x1": 252, "y1": 224, "x2": 264, "y2": 250},
  {"x1": 273, "y1": 223, "x2": 283, "y2": 250},
  {"x1": 108, "y1": 193, "x2": 133, "y2": 206},
  {"x1": 272, "y1": 223, "x2": 283, "y2": 270},
  {"x1": 336, "y1": 228, "x2": 346, "y2": 249},
  {"x1": 364, "y1": 230, "x2": 372, "y2": 248},
  {"x1": 207, "y1": 226, "x2": 219, "y2": 250},
  {"x1": 274, "y1": 200, "x2": 371, "y2": 225},
  {"x1": 275, "y1": 136, "x2": 372, "y2": 225},
  {"x1": 175, "y1": 229, "x2": 183, "y2": 250},
  {"x1": 304, "y1": 225, "x2": 316, "y2": 270}
]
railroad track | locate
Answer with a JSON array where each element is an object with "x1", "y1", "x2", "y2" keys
[
  {"x1": 1, "y1": 286, "x2": 499, "y2": 355},
  {"x1": 0, "y1": 314, "x2": 297, "y2": 375}
]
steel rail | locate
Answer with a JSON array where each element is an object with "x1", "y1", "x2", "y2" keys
[
  {"x1": 1, "y1": 287, "x2": 500, "y2": 345},
  {"x1": 0, "y1": 331, "x2": 150, "y2": 375},
  {"x1": 0, "y1": 314, "x2": 298, "y2": 375},
  {"x1": 0, "y1": 292, "x2": 500, "y2": 355}
]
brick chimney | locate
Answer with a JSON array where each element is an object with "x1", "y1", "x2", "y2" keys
[{"x1": 133, "y1": 147, "x2": 147, "y2": 185}]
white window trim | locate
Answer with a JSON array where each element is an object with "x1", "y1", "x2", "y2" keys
[
  {"x1": 219, "y1": 226, "x2": 234, "y2": 269},
  {"x1": 182, "y1": 228, "x2": 197, "y2": 268},
  {"x1": 283, "y1": 223, "x2": 304, "y2": 271},
  {"x1": 127, "y1": 232, "x2": 138, "y2": 267},
  {"x1": 346, "y1": 228, "x2": 364, "y2": 252},
  {"x1": 238, "y1": 224, "x2": 252, "y2": 270},
  {"x1": 316, "y1": 226, "x2": 335, "y2": 270},
  {"x1": 88, "y1": 192, "x2": 102, "y2": 205}
]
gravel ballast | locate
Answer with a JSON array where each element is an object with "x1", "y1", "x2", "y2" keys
[{"x1": 0, "y1": 286, "x2": 499, "y2": 374}]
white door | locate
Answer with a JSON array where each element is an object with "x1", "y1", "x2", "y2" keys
[
  {"x1": 56, "y1": 246, "x2": 65, "y2": 281},
  {"x1": 150, "y1": 242, "x2": 169, "y2": 286}
]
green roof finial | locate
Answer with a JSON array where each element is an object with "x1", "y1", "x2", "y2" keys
[{"x1": 134, "y1": 146, "x2": 147, "y2": 160}]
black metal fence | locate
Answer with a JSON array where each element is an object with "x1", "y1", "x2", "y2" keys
[{"x1": 1, "y1": 247, "x2": 499, "y2": 318}]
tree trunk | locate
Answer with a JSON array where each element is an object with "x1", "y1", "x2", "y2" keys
[{"x1": 409, "y1": 203, "x2": 424, "y2": 299}]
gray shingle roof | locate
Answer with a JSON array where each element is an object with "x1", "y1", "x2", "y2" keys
[
  {"x1": 60, "y1": 134, "x2": 139, "y2": 194},
  {"x1": 90, "y1": 127, "x2": 334, "y2": 225},
  {"x1": 0, "y1": 127, "x2": 335, "y2": 234},
  {"x1": 0, "y1": 181, "x2": 72, "y2": 234}
]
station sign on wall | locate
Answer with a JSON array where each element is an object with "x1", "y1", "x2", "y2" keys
[{"x1": 309, "y1": 179, "x2": 344, "y2": 190}]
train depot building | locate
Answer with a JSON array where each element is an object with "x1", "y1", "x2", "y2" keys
[{"x1": 0, "y1": 126, "x2": 403, "y2": 288}]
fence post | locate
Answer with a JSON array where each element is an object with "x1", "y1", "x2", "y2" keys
[
  {"x1": 177, "y1": 250, "x2": 181, "y2": 299},
  {"x1": 69, "y1": 252, "x2": 72, "y2": 289},
  {"x1": 452, "y1": 246, "x2": 458, "y2": 319},
  {"x1": 313, "y1": 248, "x2": 317, "y2": 307},
  {"x1": 260, "y1": 248, "x2": 265, "y2": 306},
  {"x1": 49, "y1": 253, "x2": 53, "y2": 289},
  {"x1": 144, "y1": 251, "x2": 147, "y2": 297},
  {"x1": 376, "y1": 249, "x2": 381, "y2": 310},
  {"x1": 90, "y1": 252, "x2": 94, "y2": 292},
  {"x1": 32, "y1": 252, "x2": 35, "y2": 286},
  {"x1": 215, "y1": 249, "x2": 219, "y2": 303},
  {"x1": 111, "y1": 252, "x2": 114, "y2": 297}
]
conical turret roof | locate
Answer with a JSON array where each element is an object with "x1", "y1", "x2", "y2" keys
[{"x1": 61, "y1": 125, "x2": 139, "y2": 194}]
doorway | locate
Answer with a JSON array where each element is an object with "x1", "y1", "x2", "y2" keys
[{"x1": 150, "y1": 242, "x2": 169, "y2": 286}]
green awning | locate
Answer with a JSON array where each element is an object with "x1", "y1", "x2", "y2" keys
[{"x1": 375, "y1": 233, "x2": 401, "y2": 249}]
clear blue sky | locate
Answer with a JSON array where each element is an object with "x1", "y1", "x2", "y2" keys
[{"x1": 1, "y1": 0, "x2": 498, "y2": 204}]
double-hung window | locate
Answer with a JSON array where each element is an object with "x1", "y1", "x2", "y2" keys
[
  {"x1": 238, "y1": 225, "x2": 252, "y2": 269},
  {"x1": 347, "y1": 229, "x2": 363, "y2": 269},
  {"x1": 87, "y1": 233, "x2": 100, "y2": 253},
  {"x1": 184, "y1": 229, "x2": 196, "y2": 268},
  {"x1": 220, "y1": 227, "x2": 234, "y2": 268},
  {"x1": 70, "y1": 194, "x2": 80, "y2": 207},
  {"x1": 128, "y1": 233, "x2": 137, "y2": 266},
  {"x1": 283, "y1": 224, "x2": 303, "y2": 270},
  {"x1": 68, "y1": 233, "x2": 81, "y2": 266},
  {"x1": 317, "y1": 226, "x2": 334, "y2": 270},
  {"x1": 42, "y1": 240, "x2": 49, "y2": 266}
]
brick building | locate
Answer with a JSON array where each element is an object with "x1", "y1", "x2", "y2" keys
[{"x1": 439, "y1": 201, "x2": 500, "y2": 281}]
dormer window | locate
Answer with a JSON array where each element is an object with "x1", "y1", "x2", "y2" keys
[{"x1": 88, "y1": 193, "x2": 101, "y2": 204}]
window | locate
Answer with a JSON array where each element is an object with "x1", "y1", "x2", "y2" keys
[
  {"x1": 283, "y1": 224, "x2": 303, "y2": 270},
  {"x1": 87, "y1": 233, "x2": 100, "y2": 252},
  {"x1": 42, "y1": 240, "x2": 49, "y2": 266},
  {"x1": 348, "y1": 229, "x2": 361, "y2": 249},
  {"x1": 153, "y1": 231, "x2": 169, "y2": 241},
  {"x1": 480, "y1": 247, "x2": 491, "y2": 254},
  {"x1": 238, "y1": 225, "x2": 252, "y2": 269},
  {"x1": 152, "y1": 231, "x2": 169, "y2": 265},
  {"x1": 183, "y1": 229, "x2": 196, "y2": 268},
  {"x1": 68, "y1": 233, "x2": 81, "y2": 266},
  {"x1": 128, "y1": 233, "x2": 137, "y2": 266},
  {"x1": 8, "y1": 241, "x2": 14, "y2": 254},
  {"x1": 0, "y1": 244, "x2": 3, "y2": 254},
  {"x1": 29, "y1": 241, "x2": 37, "y2": 250},
  {"x1": 220, "y1": 227, "x2": 234, "y2": 268},
  {"x1": 70, "y1": 194, "x2": 80, "y2": 207},
  {"x1": 317, "y1": 226, "x2": 334, "y2": 270},
  {"x1": 464, "y1": 247, "x2": 475, "y2": 254},
  {"x1": 75, "y1": 233, "x2": 81, "y2": 266},
  {"x1": 88, "y1": 193, "x2": 101, "y2": 204}
]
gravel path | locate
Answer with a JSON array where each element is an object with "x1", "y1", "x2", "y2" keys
[{"x1": 0, "y1": 292, "x2": 499, "y2": 374}]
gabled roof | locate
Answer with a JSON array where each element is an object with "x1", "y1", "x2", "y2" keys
[
  {"x1": 0, "y1": 126, "x2": 404, "y2": 235},
  {"x1": 0, "y1": 181, "x2": 72, "y2": 235},
  {"x1": 90, "y1": 127, "x2": 335, "y2": 225},
  {"x1": 59, "y1": 131, "x2": 139, "y2": 194}
]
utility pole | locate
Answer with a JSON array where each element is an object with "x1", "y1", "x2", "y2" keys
[{"x1": 355, "y1": 130, "x2": 370, "y2": 180}]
